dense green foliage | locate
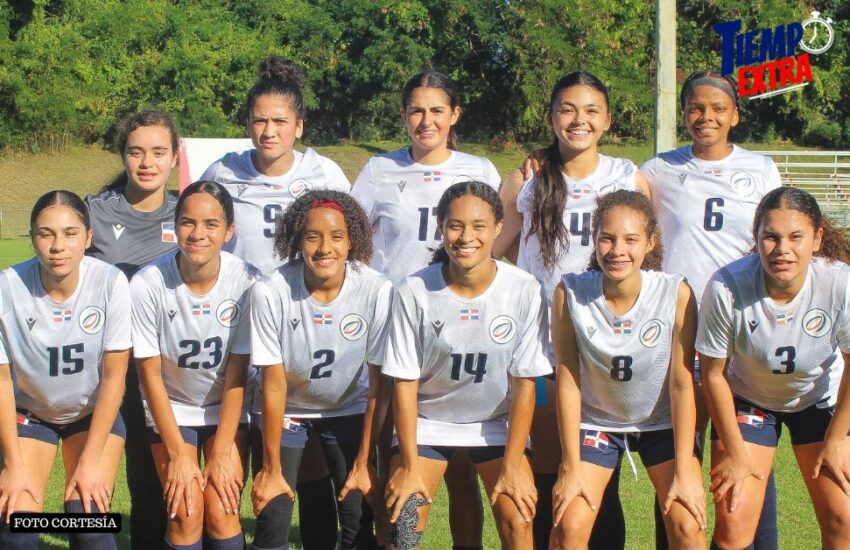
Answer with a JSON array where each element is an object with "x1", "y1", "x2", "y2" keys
[{"x1": 1, "y1": 0, "x2": 847, "y2": 151}]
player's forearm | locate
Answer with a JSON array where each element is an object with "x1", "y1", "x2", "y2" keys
[
  {"x1": 670, "y1": 372, "x2": 698, "y2": 474},
  {"x1": 211, "y1": 354, "x2": 249, "y2": 456},
  {"x1": 393, "y1": 379, "x2": 419, "y2": 468},
  {"x1": 700, "y1": 357, "x2": 747, "y2": 458},
  {"x1": 260, "y1": 365, "x2": 286, "y2": 472},
  {"x1": 0, "y1": 368, "x2": 24, "y2": 467},
  {"x1": 137, "y1": 356, "x2": 186, "y2": 457},
  {"x1": 556, "y1": 366, "x2": 583, "y2": 469},
  {"x1": 504, "y1": 376, "x2": 535, "y2": 467},
  {"x1": 81, "y1": 350, "x2": 129, "y2": 462},
  {"x1": 355, "y1": 364, "x2": 385, "y2": 465},
  {"x1": 824, "y1": 352, "x2": 850, "y2": 444}
]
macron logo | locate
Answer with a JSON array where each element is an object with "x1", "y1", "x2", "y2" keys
[{"x1": 112, "y1": 224, "x2": 125, "y2": 240}]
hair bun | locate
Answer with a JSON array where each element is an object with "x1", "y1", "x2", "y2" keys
[{"x1": 259, "y1": 56, "x2": 304, "y2": 88}]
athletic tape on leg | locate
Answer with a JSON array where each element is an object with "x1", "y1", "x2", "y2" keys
[{"x1": 389, "y1": 495, "x2": 428, "y2": 550}]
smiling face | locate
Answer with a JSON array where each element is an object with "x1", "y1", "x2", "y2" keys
[
  {"x1": 31, "y1": 205, "x2": 92, "y2": 286},
  {"x1": 683, "y1": 84, "x2": 739, "y2": 157},
  {"x1": 594, "y1": 206, "x2": 656, "y2": 283},
  {"x1": 247, "y1": 93, "x2": 304, "y2": 173},
  {"x1": 176, "y1": 192, "x2": 234, "y2": 269},
  {"x1": 300, "y1": 206, "x2": 351, "y2": 287},
  {"x1": 123, "y1": 125, "x2": 177, "y2": 195},
  {"x1": 402, "y1": 86, "x2": 460, "y2": 159},
  {"x1": 757, "y1": 207, "x2": 823, "y2": 298},
  {"x1": 548, "y1": 84, "x2": 611, "y2": 155},
  {"x1": 440, "y1": 194, "x2": 502, "y2": 272}
]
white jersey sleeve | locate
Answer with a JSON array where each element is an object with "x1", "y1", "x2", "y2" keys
[
  {"x1": 695, "y1": 271, "x2": 736, "y2": 359},
  {"x1": 250, "y1": 278, "x2": 284, "y2": 367},
  {"x1": 382, "y1": 282, "x2": 423, "y2": 381},
  {"x1": 366, "y1": 280, "x2": 393, "y2": 365},
  {"x1": 129, "y1": 270, "x2": 161, "y2": 359},
  {"x1": 104, "y1": 273, "x2": 132, "y2": 351}
]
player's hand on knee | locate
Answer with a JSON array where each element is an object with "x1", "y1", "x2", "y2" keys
[
  {"x1": 709, "y1": 451, "x2": 763, "y2": 512},
  {"x1": 663, "y1": 468, "x2": 707, "y2": 531},
  {"x1": 490, "y1": 462, "x2": 537, "y2": 523},
  {"x1": 203, "y1": 450, "x2": 243, "y2": 515},
  {"x1": 0, "y1": 465, "x2": 41, "y2": 522},
  {"x1": 164, "y1": 450, "x2": 204, "y2": 518},
  {"x1": 385, "y1": 466, "x2": 431, "y2": 524},
  {"x1": 338, "y1": 458, "x2": 377, "y2": 503},
  {"x1": 551, "y1": 462, "x2": 595, "y2": 525},
  {"x1": 813, "y1": 437, "x2": 850, "y2": 495},
  {"x1": 65, "y1": 457, "x2": 111, "y2": 513},
  {"x1": 251, "y1": 467, "x2": 294, "y2": 516}
]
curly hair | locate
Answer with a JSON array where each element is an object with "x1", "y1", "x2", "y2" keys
[
  {"x1": 430, "y1": 181, "x2": 504, "y2": 265},
  {"x1": 753, "y1": 186, "x2": 850, "y2": 265},
  {"x1": 530, "y1": 71, "x2": 610, "y2": 270},
  {"x1": 273, "y1": 190, "x2": 373, "y2": 265},
  {"x1": 246, "y1": 55, "x2": 306, "y2": 121},
  {"x1": 587, "y1": 190, "x2": 664, "y2": 272}
]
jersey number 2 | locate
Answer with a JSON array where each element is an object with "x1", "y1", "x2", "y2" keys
[
  {"x1": 177, "y1": 337, "x2": 223, "y2": 369},
  {"x1": 48, "y1": 344, "x2": 84, "y2": 377},
  {"x1": 310, "y1": 349, "x2": 335, "y2": 379}
]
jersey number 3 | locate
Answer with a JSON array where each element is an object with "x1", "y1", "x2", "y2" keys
[{"x1": 177, "y1": 337, "x2": 223, "y2": 370}]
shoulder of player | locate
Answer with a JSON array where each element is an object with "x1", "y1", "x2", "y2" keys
[
  {"x1": 495, "y1": 261, "x2": 543, "y2": 298},
  {"x1": 219, "y1": 251, "x2": 262, "y2": 281}
]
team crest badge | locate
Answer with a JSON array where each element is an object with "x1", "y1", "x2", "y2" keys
[
  {"x1": 79, "y1": 306, "x2": 105, "y2": 334},
  {"x1": 489, "y1": 315, "x2": 517, "y2": 344},
  {"x1": 216, "y1": 299, "x2": 240, "y2": 328},
  {"x1": 639, "y1": 320, "x2": 664, "y2": 348},
  {"x1": 289, "y1": 179, "x2": 311, "y2": 198},
  {"x1": 340, "y1": 314, "x2": 368, "y2": 341},
  {"x1": 802, "y1": 308, "x2": 831, "y2": 338},
  {"x1": 451, "y1": 175, "x2": 473, "y2": 185},
  {"x1": 730, "y1": 172, "x2": 756, "y2": 197}
]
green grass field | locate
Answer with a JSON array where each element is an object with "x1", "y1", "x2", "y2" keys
[{"x1": 0, "y1": 142, "x2": 827, "y2": 547}]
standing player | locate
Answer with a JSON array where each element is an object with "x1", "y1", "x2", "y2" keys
[
  {"x1": 352, "y1": 69, "x2": 501, "y2": 549},
  {"x1": 250, "y1": 191, "x2": 391, "y2": 550},
  {"x1": 200, "y1": 55, "x2": 350, "y2": 275},
  {"x1": 698, "y1": 187, "x2": 850, "y2": 549},
  {"x1": 200, "y1": 55, "x2": 353, "y2": 545},
  {"x1": 0, "y1": 191, "x2": 131, "y2": 549},
  {"x1": 549, "y1": 190, "x2": 705, "y2": 549},
  {"x1": 131, "y1": 182, "x2": 259, "y2": 550},
  {"x1": 382, "y1": 181, "x2": 551, "y2": 550},
  {"x1": 494, "y1": 71, "x2": 649, "y2": 548},
  {"x1": 86, "y1": 110, "x2": 182, "y2": 548},
  {"x1": 640, "y1": 70, "x2": 783, "y2": 549}
]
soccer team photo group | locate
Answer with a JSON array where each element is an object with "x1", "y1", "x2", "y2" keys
[{"x1": 1, "y1": 5, "x2": 849, "y2": 549}]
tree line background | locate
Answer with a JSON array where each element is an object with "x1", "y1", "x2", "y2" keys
[{"x1": 1, "y1": 0, "x2": 848, "y2": 153}]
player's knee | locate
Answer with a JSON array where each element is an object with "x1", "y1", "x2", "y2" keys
[
  {"x1": 166, "y1": 500, "x2": 204, "y2": 541},
  {"x1": 824, "y1": 505, "x2": 850, "y2": 538},
  {"x1": 497, "y1": 511, "x2": 531, "y2": 544},
  {"x1": 63, "y1": 500, "x2": 119, "y2": 550},
  {"x1": 549, "y1": 515, "x2": 582, "y2": 549},
  {"x1": 252, "y1": 494, "x2": 293, "y2": 550},
  {"x1": 203, "y1": 490, "x2": 241, "y2": 539},
  {"x1": 712, "y1": 516, "x2": 754, "y2": 550},
  {"x1": 666, "y1": 513, "x2": 703, "y2": 548}
]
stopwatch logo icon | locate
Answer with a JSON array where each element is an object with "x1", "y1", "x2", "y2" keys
[{"x1": 800, "y1": 11, "x2": 835, "y2": 55}]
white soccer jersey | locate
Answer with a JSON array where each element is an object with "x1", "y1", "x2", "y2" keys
[
  {"x1": 565, "y1": 270, "x2": 683, "y2": 431},
  {"x1": 382, "y1": 261, "x2": 551, "y2": 446},
  {"x1": 697, "y1": 255, "x2": 850, "y2": 412},
  {"x1": 351, "y1": 148, "x2": 501, "y2": 283},
  {"x1": 0, "y1": 257, "x2": 131, "y2": 424},
  {"x1": 251, "y1": 261, "x2": 391, "y2": 418},
  {"x1": 517, "y1": 154, "x2": 637, "y2": 304},
  {"x1": 200, "y1": 148, "x2": 351, "y2": 274},
  {"x1": 131, "y1": 251, "x2": 260, "y2": 426},
  {"x1": 641, "y1": 145, "x2": 781, "y2": 301}
]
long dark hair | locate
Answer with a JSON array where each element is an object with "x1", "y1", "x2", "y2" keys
[
  {"x1": 175, "y1": 181, "x2": 235, "y2": 226},
  {"x1": 103, "y1": 110, "x2": 181, "y2": 192},
  {"x1": 30, "y1": 190, "x2": 91, "y2": 232},
  {"x1": 529, "y1": 71, "x2": 610, "y2": 270},
  {"x1": 401, "y1": 69, "x2": 462, "y2": 151},
  {"x1": 753, "y1": 187, "x2": 850, "y2": 265},
  {"x1": 430, "y1": 181, "x2": 504, "y2": 265},
  {"x1": 246, "y1": 55, "x2": 306, "y2": 121},
  {"x1": 587, "y1": 190, "x2": 664, "y2": 272}
]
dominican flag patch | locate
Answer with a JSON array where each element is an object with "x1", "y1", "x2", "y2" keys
[
  {"x1": 53, "y1": 309, "x2": 73, "y2": 322},
  {"x1": 263, "y1": 183, "x2": 284, "y2": 191},
  {"x1": 736, "y1": 406, "x2": 765, "y2": 427},
  {"x1": 460, "y1": 308, "x2": 480, "y2": 321},
  {"x1": 612, "y1": 321, "x2": 632, "y2": 334},
  {"x1": 423, "y1": 171, "x2": 441, "y2": 183},
  {"x1": 15, "y1": 413, "x2": 30, "y2": 426},
  {"x1": 161, "y1": 222, "x2": 176, "y2": 243},
  {"x1": 192, "y1": 303, "x2": 211, "y2": 316},
  {"x1": 776, "y1": 312, "x2": 795, "y2": 325},
  {"x1": 569, "y1": 186, "x2": 593, "y2": 200},
  {"x1": 313, "y1": 313, "x2": 333, "y2": 325},
  {"x1": 705, "y1": 168, "x2": 722, "y2": 177},
  {"x1": 583, "y1": 430, "x2": 609, "y2": 450}
]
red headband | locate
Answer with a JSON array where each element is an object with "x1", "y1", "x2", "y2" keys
[{"x1": 311, "y1": 200, "x2": 344, "y2": 214}]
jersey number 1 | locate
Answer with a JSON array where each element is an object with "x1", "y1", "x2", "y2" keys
[{"x1": 450, "y1": 353, "x2": 487, "y2": 383}]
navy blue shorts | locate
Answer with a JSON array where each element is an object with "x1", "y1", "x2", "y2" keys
[
  {"x1": 710, "y1": 396, "x2": 843, "y2": 447},
  {"x1": 16, "y1": 409, "x2": 126, "y2": 445},
  {"x1": 391, "y1": 444, "x2": 529, "y2": 465},
  {"x1": 276, "y1": 414, "x2": 365, "y2": 449},
  {"x1": 580, "y1": 428, "x2": 687, "y2": 469},
  {"x1": 148, "y1": 423, "x2": 249, "y2": 447}
]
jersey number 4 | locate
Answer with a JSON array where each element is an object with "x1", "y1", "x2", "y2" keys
[
  {"x1": 450, "y1": 353, "x2": 487, "y2": 383},
  {"x1": 47, "y1": 344, "x2": 84, "y2": 377},
  {"x1": 177, "y1": 337, "x2": 223, "y2": 370}
]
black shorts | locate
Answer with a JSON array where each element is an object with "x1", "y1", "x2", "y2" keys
[
  {"x1": 261, "y1": 414, "x2": 365, "y2": 449},
  {"x1": 16, "y1": 409, "x2": 126, "y2": 445},
  {"x1": 580, "y1": 428, "x2": 690, "y2": 469},
  {"x1": 147, "y1": 423, "x2": 249, "y2": 447},
  {"x1": 391, "y1": 444, "x2": 530, "y2": 465}
]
